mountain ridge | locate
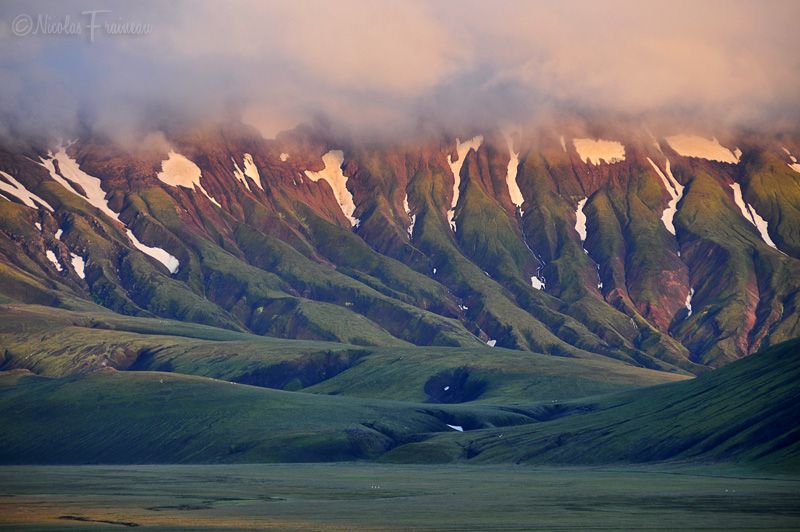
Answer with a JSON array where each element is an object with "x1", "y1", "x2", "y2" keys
[{"x1": 1, "y1": 119, "x2": 799, "y2": 374}]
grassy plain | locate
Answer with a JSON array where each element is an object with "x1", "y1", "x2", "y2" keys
[{"x1": 1, "y1": 463, "x2": 799, "y2": 531}]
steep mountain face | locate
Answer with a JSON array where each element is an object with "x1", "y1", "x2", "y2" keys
[{"x1": 1, "y1": 119, "x2": 799, "y2": 373}]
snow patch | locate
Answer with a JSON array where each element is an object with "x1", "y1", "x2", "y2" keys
[
  {"x1": 685, "y1": 288, "x2": 694, "y2": 318},
  {"x1": 34, "y1": 222, "x2": 41, "y2": 231},
  {"x1": 55, "y1": 229, "x2": 63, "y2": 240},
  {"x1": 403, "y1": 193, "x2": 416, "y2": 238},
  {"x1": 446, "y1": 424, "x2": 464, "y2": 432},
  {"x1": 228, "y1": 153, "x2": 263, "y2": 190},
  {"x1": 43, "y1": 146, "x2": 123, "y2": 218},
  {"x1": 231, "y1": 158, "x2": 252, "y2": 191},
  {"x1": 572, "y1": 139, "x2": 625, "y2": 165},
  {"x1": 45, "y1": 250, "x2": 62, "y2": 271},
  {"x1": 41, "y1": 147, "x2": 180, "y2": 273},
  {"x1": 574, "y1": 197, "x2": 604, "y2": 290},
  {"x1": 559, "y1": 135, "x2": 567, "y2": 152},
  {"x1": 280, "y1": 153, "x2": 290, "y2": 162},
  {"x1": 444, "y1": 386, "x2": 450, "y2": 391},
  {"x1": 0, "y1": 171, "x2": 54, "y2": 211},
  {"x1": 242, "y1": 154, "x2": 262, "y2": 190},
  {"x1": 575, "y1": 198, "x2": 588, "y2": 242},
  {"x1": 531, "y1": 276, "x2": 544, "y2": 290},
  {"x1": 157, "y1": 151, "x2": 220, "y2": 207},
  {"x1": 447, "y1": 136, "x2": 483, "y2": 231},
  {"x1": 501, "y1": 126, "x2": 524, "y2": 213},
  {"x1": 71, "y1": 253, "x2": 85, "y2": 279},
  {"x1": 126, "y1": 229, "x2": 180, "y2": 273},
  {"x1": 487, "y1": 339, "x2": 497, "y2": 347},
  {"x1": 729, "y1": 183, "x2": 779, "y2": 250},
  {"x1": 647, "y1": 157, "x2": 684, "y2": 235},
  {"x1": 782, "y1": 147, "x2": 800, "y2": 173},
  {"x1": 305, "y1": 150, "x2": 360, "y2": 227},
  {"x1": 665, "y1": 135, "x2": 739, "y2": 164}
]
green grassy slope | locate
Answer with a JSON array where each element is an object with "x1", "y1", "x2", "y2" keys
[
  {"x1": 3, "y1": 126, "x2": 800, "y2": 373},
  {"x1": 0, "y1": 369, "x2": 537, "y2": 464},
  {"x1": 0, "y1": 305, "x2": 686, "y2": 403},
  {"x1": 0, "y1": 335, "x2": 796, "y2": 467},
  {"x1": 383, "y1": 337, "x2": 800, "y2": 470}
]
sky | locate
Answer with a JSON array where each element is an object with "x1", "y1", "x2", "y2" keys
[{"x1": 1, "y1": 0, "x2": 799, "y2": 142}]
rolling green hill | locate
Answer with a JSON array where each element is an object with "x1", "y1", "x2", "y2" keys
[
  {"x1": 0, "y1": 336, "x2": 797, "y2": 469},
  {"x1": 0, "y1": 304, "x2": 686, "y2": 403},
  {"x1": 383, "y1": 337, "x2": 800, "y2": 470}
]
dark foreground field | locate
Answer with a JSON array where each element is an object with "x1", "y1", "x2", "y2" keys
[{"x1": 0, "y1": 464, "x2": 798, "y2": 531}]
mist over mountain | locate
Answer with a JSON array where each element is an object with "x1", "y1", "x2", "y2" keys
[{"x1": 1, "y1": 0, "x2": 799, "y2": 144}]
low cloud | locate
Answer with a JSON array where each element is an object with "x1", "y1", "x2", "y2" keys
[{"x1": 1, "y1": 0, "x2": 798, "y2": 143}]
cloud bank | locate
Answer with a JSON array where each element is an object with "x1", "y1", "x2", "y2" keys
[{"x1": 1, "y1": 0, "x2": 798, "y2": 141}]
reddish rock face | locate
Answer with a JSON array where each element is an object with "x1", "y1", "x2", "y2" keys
[{"x1": 1, "y1": 119, "x2": 799, "y2": 372}]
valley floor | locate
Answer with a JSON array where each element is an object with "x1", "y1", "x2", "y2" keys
[{"x1": 0, "y1": 464, "x2": 798, "y2": 531}]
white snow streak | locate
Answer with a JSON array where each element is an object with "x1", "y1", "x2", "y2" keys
[
  {"x1": 730, "y1": 183, "x2": 779, "y2": 250},
  {"x1": 71, "y1": 253, "x2": 85, "y2": 279},
  {"x1": 45, "y1": 250, "x2": 62, "y2": 271},
  {"x1": 55, "y1": 229, "x2": 63, "y2": 240},
  {"x1": 647, "y1": 157, "x2": 684, "y2": 235},
  {"x1": 403, "y1": 193, "x2": 416, "y2": 238},
  {"x1": 447, "y1": 136, "x2": 483, "y2": 232},
  {"x1": 34, "y1": 222, "x2": 41, "y2": 231},
  {"x1": 242, "y1": 153, "x2": 262, "y2": 190},
  {"x1": 782, "y1": 147, "x2": 800, "y2": 173},
  {"x1": 305, "y1": 150, "x2": 360, "y2": 227},
  {"x1": 41, "y1": 146, "x2": 180, "y2": 273},
  {"x1": 446, "y1": 424, "x2": 464, "y2": 432},
  {"x1": 559, "y1": 135, "x2": 567, "y2": 153},
  {"x1": 487, "y1": 339, "x2": 497, "y2": 347},
  {"x1": 574, "y1": 196, "x2": 604, "y2": 291},
  {"x1": 231, "y1": 158, "x2": 252, "y2": 191},
  {"x1": 575, "y1": 198, "x2": 588, "y2": 242},
  {"x1": 43, "y1": 146, "x2": 123, "y2": 219},
  {"x1": 126, "y1": 229, "x2": 180, "y2": 274},
  {"x1": 0, "y1": 171, "x2": 54, "y2": 211},
  {"x1": 280, "y1": 153, "x2": 290, "y2": 162},
  {"x1": 501, "y1": 126, "x2": 524, "y2": 213},
  {"x1": 665, "y1": 135, "x2": 739, "y2": 164},
  {"x1": 685, "y1": 288, "x2": 694, "y2": 318},
  {"x1": 531, "y1": 276, "x2": 544, "y2": 290},
  {"x1": 157, "y1": 151, "x2": 221, "y2": 207},
  {"x1": 572, "y1": 139, "x2": 625, "y2": 165}
]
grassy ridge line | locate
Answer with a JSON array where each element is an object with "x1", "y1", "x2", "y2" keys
[
  {"x1": 0, "y1": 304, "x2": 688, "y2": 403},
  {"x1": 0, "y1": 369, "x2": 534, "y2": 464},
  {"x1": 383, "y1": 337, "x2": 800, "y2": 470},
  {"x1": 0, "y1": 337, "x2": 796, "y2": 467}
]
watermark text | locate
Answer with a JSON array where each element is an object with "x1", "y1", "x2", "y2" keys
[{"x1": 11, "y1": 10, "x2": 152, "y2": 42}]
